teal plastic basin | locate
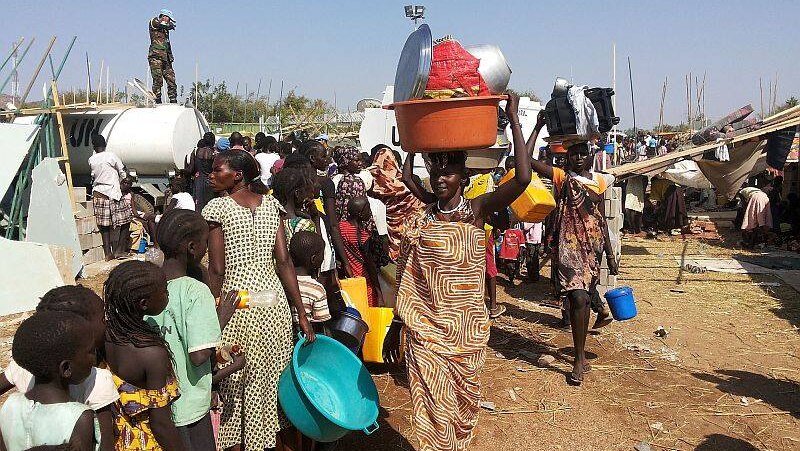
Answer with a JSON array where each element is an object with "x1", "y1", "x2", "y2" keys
[{"x1": 278, "y1": 334, "x2": 380, "y2": 442}]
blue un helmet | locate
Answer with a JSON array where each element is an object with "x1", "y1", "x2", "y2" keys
[{"x1": 159, "y1": 9, "x2": 175, "y2": 22}]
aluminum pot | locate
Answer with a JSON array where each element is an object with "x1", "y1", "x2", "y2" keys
[
  {"x1": 330, "y1": 311, "x2": 369, "y2": 351},
  {"x1": 466, "y1": 44, "x2": 512, "y2": 94}
]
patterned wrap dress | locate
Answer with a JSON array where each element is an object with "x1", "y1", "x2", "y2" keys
[
  {"x1": 395, "y1": 200, "x2": 489, "y2": 451},
  {"x1": 202, "y1": 195, "x2": 293, "y2": 450},
  {"x1": 554, "y1": 176, "x2": 607, "y2": 294},
  {"x1": 111, "y1": 374, "x2": 180, "y2": 450}
]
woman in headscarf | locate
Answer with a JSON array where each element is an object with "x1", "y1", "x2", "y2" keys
[
  {"x1": 332, "y1": 145, "x2": 368, "y2": 220},
  {"x1": 369, "y1": 144, "x2": 425, "y2": 260},
  {"x1": 383, "y1": 95, "x2": 531, "y2": 451}
]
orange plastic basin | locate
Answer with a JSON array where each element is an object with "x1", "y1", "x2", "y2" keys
[{"x1": 386, "y1": 95, "x2": 505, "y2": 152}]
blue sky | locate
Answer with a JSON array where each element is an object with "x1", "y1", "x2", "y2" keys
[{"x1": 4, "y1": 1, "x2": 798, "y2": 128}]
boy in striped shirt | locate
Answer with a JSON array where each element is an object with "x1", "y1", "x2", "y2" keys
[{"x1": 289, "y1": 231, "x2": 332, "y2": 330}]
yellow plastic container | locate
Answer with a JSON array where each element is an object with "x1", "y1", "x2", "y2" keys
[
  {"x1": 339, "y1": 277, "x2": 369, "y2": 314},
  {"x1": 362, "y1": 307, "x2": 395, "y2": 363},
  {"x1": 500, "y1": 169, "x2": 556, "y2": 222},
  {"x1": 464, "y1": 173, "x2": 495, "y2": 199},
  {"x1": 314, "y1": 198, "x2": 325, "y2": 215}
]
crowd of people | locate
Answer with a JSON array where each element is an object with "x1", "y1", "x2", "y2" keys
[{"x1": 2, "y1": 95, "x2": 628, "y2": 451}]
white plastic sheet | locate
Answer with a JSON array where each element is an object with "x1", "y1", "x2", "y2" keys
[
  {"x1": 0, "y1": 123, "x2": 39, "y2": 198},
  {"x1": 661, "y1": 160, "x2": 713, "y2": 189}
]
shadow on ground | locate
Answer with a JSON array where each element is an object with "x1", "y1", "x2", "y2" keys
[
  {"x1": 692, "y1": 369, "x2": 800, "y2": 418},
  {"x1": 694, "y1": 434, "x2": 759, "y2": 450},
  {"x1": 337, "y1": 405, "x2": 416, "y2": 450}
]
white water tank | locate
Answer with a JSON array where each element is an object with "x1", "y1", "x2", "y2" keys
[{"x1": 17, "y1": 104, "x2": 209, "y2": 177}]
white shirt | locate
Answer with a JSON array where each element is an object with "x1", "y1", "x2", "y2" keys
[
  {"x1": 172, "y1": 192, "x2": 195, "y2": 211},
  {"x1": 368, "y1": 197, "x2": 388, "y2": 236},
  {"x1": 317, "y1": 219, "x2": 337, "y2": 272},
  {"x1": 331, "y1": 172, "x2": 375, "y2": 192},
  {"x1": 255, "y1": 152, "x2": 281, "y2": 186},
  {"x1": 4, "y1": 359, "x2": 119, "y2": 410},
  {"x1": 88, "y1": 151, "x2": 126, "y2": 201}
]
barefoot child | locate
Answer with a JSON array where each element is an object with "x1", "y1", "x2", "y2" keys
[
  {"x1": 146, "y1": 209, "x2": 238, "y2": 450},
  {"x1": 104, "y1": 261, "x2": 185, "y2": 450},
  {"x1": 289, "y1": 230, "x2": 332, "y2": 333},
  {"x1": 0, "y1": 311, "x2": 99, "y2": 450}
]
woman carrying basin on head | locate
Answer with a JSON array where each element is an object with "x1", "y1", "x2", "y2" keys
[
  {"x1": 527, "y1": 125, "x2": 618, "y2": 386},
  {"x1": 383, "y1": 94, "x2": 533, "y2": 451}
]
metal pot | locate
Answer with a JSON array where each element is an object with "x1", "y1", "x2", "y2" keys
[
  {"x1": 466, "y1": 44, "x2": 512, "y2": 94},
  {"x1": 330, "y1": 311, "x2": 369, "y2": 351}
]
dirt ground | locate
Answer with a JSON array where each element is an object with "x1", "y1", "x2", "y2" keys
[
  {"x1": 1, "y1": 235, "x2": 798, "y2": 450},
  {"x1": 339, "y1": 235, "x2": 800, "y2": 451}
]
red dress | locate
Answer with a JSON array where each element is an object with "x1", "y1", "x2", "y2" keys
[{"x1": 339, "y1": 221, "x2": 379, "y2": 306}]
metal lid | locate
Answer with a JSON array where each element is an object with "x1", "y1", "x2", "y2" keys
[{"x1": 393, "y1": 24, "x2": 432, "y2": 103}]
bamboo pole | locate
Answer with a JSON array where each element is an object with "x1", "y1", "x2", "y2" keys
[{"x1": 19, "y1": 36, "x2": 57, "y2": 106}]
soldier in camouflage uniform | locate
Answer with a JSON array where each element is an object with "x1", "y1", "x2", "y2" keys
[{"x1": 148, "y1": 9, "x2": 177, "y2": 103}]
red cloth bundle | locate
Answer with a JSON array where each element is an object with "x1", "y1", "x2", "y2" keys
[{"x1": 424, "y1": 38, "x2": 490, "y2": 99}]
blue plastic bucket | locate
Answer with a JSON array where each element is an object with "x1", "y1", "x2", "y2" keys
[
  {"x1": 278, "y1": 334, "x2": 380, "y2": 442},
  {"x1": 604, "y1": 143, "x2": 615, "y2": 154},
  {"x1": 604, "y1": 286, "x2": 637, "y2": 320}
]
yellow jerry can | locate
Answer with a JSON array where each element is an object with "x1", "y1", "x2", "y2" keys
[{"x1": 499, "y1": 169, "x2": 556, "y2": 222}]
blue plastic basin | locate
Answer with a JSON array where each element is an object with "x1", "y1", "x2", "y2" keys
[
  {"x1": 604, "y1": 143, "x2": 615, "y2": 154},
  {"x1": 604, "y1": 286, "x2": 637, "y2": 320},
  {"x1": 278, "y1": 334, "x2": 380, "y2": 442}
]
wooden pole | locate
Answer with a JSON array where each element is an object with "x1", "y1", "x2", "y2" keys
[
  {"x1": 611, "y1": 42, "x2": 617, "y2": 165},
  {"x1": 96, "y1": 59, "x2": 103, "y2": 103},
  {"x1": 106, "y1": 65, "x2": 110, "y2": 103},
  {"x1": 627, "y1": 57, "x2": 636, "y2": 135},
  {"x1": 85, "y1": 53, "x2": 91, "y2": 103},
  {"x1": 51, "y1": 81, "x2": 76, "y2": 211},
  {"x1": 701, "y1": 72, "x2": 706, "y2": 127},
  {"x1": 233, "y1": 81, "x2": 239, "y2": 123},
  {"x1": 760, "y1": 78, "x2": 764, "y2": 119},
  {"x1": 194, "y1": 61, "x2": 199, "y2": 107},
  {"x1": 658, "y1": 76, "x2": 667, "y2": 133},
  {"x1": 773, "y1": 73, "x2": 779, "y2": 112}
]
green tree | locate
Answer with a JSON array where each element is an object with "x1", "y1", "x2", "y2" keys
[
  {"x1": 773, "y1": 96, "x2": 799, "y2": 115},
  {"x1": 506, "y1": 88, "x2": 541, "y2": 102}
]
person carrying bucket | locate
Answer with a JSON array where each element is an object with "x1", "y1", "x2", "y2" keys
[{"x1": 528, "y1": 113, "x2": 618, "y2": 386}]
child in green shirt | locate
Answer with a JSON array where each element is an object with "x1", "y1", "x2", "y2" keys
[{"x1": 146, "y1": 208, "x2": 239, "y2": 450}]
